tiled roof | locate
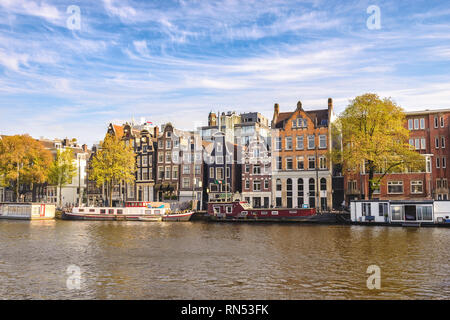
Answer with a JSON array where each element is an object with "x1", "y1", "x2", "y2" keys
[{"x1": 273, "y1": 109, "x2": 329, "y2": 128}]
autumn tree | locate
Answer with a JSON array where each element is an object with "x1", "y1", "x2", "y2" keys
[
  {"x1": 48, "y1": 148, "x2": 77, "y2": 207},
  {"x1": 89, "y1": 134, "x2": 135, "y2": 207},
  {"x1": 0, "y1": 135, "x2": 52, "y2": 201},
  {"x1": 336, "y1": 93, "x2": 424, "y2": 200}
]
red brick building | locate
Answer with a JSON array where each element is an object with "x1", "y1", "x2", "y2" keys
[{"x1": 344, "y1": 108, "x2": 449, "y2": 203}]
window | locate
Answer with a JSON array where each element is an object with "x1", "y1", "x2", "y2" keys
[
  {"x1": 442, "y1": 137, "x2": 446, "y2": 148},
  {"x1": 414, "y1": 119, "x2": 419, "y2": 130},
  {"x1": 216, "y1": 168, "x2": 224, "y2": 180},
  {"x1": 443, "y1": 157, "x2": 446, "y2": 168},
  {"x1": 440, "y1": 117, "x2": 444, "y2": 127},
  {"x1": 292, "y1": 120, "x2": 297, "y2": 128},
  {"x1": 166, "y1": 140, "x2": 172, "y2": 149},
  {"x1": 435, "y1": 137, "x2": 439, "y2": 149},
  {"x1": 409, "y1": 139, "x2": 414, "y2": 147},
  {"x1": 379, "y1": 203, "x2": 388, "y2": 217},
  {"x1": 215, "y1": 155, "x2": 224, "y2": 164},
  {"x1": 414, "y1": 139, "x2": 420, "y2": 150},
  {"x1": 253, "y1": 148, "x2": 260, "y2": 158},
  {"x1": 276, "y1": 179, "x2": 282, "y2": 191},
  {"x1": 297, "y1": 156, "x2": 304, "y2": 170},
  {"x1": 216, "y1": 143, "x2": 223, "y2": 153},
  {"x1": 142, "y1": 156, "x2": 147, "y2": 166},
  {"x1": 347, "y1": 180, "x2": 357, "y2": 191},
  {"x1": 165, "y1": 166, "x2": 171, "y2": 179},
  {"x1": 391, "y1": 206, "x2": 403, "y2": 221},
  {"x1": 245, "y1": 164, "x2": 250, "y2": 173},
  {"x1": 436, "y1": 157, "x2": 440, "y2": 168},
  {"x1": 275, "y1": 137, "x2": 282, "y2": 151},
  {"x1": 285, "y1": 137, "x2": 293, "y2": 150},
  {"x1": 183, "y1": 165, "x2": 190, "y2": 174},
  {"x1": 417, "y1": 206, "x2": 432, "y2": 221},
  {"x1": 286, "y1": 157, "x2": 293, "y2": 170},
  {"x1": 172, "y1": 166, "x2": 178, "y2": 180},
  {"x1": 264, "y1": 180, "x2": 269, "y2": 189},
  {"x1": 388, "y1": 181, "x2": 403, "y2": 194},
  {"x1": 308, "y1": 135, "x2": 315, "y2": 149},
  {"x1": 320, "y1": 178, "x2": 327, "y2": 191},
  {"x1": 319, "y1": 135, "x2": 327, "y2": 149},
  {"x1": 297, "y1": 178, "x2": 304, "y2": 207},
  {"x1": 166, "y1": 131, "x2": 172, "y2": 138},
  {"x1": 253, "y1": 165, "x2": 261, "y2": 174},
  {"x1": 158, "y1": 140, "x2": 164, "y2": 149},
  {"x1": 158, "y1": 153, "x2": 164, "y2": 163},
  {"x1": 210, "y1": 167, "x2": 214, "y2": 178},
  {"x1": 165, "y1": 153, "x2": 172, "y2": 163},
  {"x1": 253, "y1": 181, "x2": 261, "y2": 191},
  {"x1": 245, "y1": 180, "x2": 250, "y2": 189},
  {"x1": 182, "y1": 178, "x2": 190, "y2": 188},
  {"x1": 319, "y1": 156, "x2": 327, "y2": 169},
  {"x1": 420, "y1": 118, "x2": 425, "y2": 129},
  {"x1": 276, "y1": 157, "x2": 282, "y2": 170},
  {"x1": 411, "y1": 181, "x2": 423, "y2": 194},
  {"x1": 421, "y1": 138, "x2": 426, "y2": 150},
  {"x1": 308, "y1": 156, "x2": 315, "y2": 169},
  {"x1": 158, "y1": 166, "x2": 164, "y2": 179},
  {"x1": 408, "y1": 119, "x2": 413, "y2": 130},
  {"x1": 362, "y1": 203, "x2": 371, "y2": 216},
  {"x1": 210, "y1": 184, "x2": 218, "y2": 192},
  {"x1": 195, "y1": 165, "x2": 201, "y2": 175},
  {"x1": 296, "y1": 136, "x2": 304, "y2": 150}
]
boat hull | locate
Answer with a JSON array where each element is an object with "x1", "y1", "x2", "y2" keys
[
  {"x1": 62, "y1": 211, "x2": 194, "y2": 222},
  {"x1": 162, "y1": 212, "x2": 194, "y2": 222}
]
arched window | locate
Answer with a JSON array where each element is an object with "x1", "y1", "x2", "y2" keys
[
  {"x1": 320, "y1": 178, "x2": 327, "y2": 191},
  {"x1": 276, "y1": 179, "x2": 282, "y2": 191},
  {"x1": 309, "y1": 178, "x2": 316, "y2": 208},
  {"x1": 297, "y1": 178, "x2": 304, "y2": 207},
  {"x1": 287, "y1": 179, "x2": 293, "y2": 208}
]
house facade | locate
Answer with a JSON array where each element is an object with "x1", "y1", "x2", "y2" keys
[
  {"x1": 343, "y1": 108, "x2": 449, "y2": 203},
  {"x1": 271, "y1": 99, "x2": 335, "y2": 211},
  {"x1": 241, "y1": 135, "x2": 272, "y2": 208}
]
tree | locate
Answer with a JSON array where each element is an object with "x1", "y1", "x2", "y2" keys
[
  {"x1": 336, "y1": 93, "x2": 424, "y2": 200},
  {"x1": 48, "y1": 148, "x2": 77, "y2": 207},
  {"x1": 89, "y1": 134, "x2": 135, "y2": 207},
  {"x1": 0, "y1": 135, "x2": 52, "y2": 201}
]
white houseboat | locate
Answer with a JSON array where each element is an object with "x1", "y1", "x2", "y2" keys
[
  {"x1": 62, "y1": 201, "x2": 194, "y2": 222},
  {"x1": 350, "y1": 200, "x2": 450, "y2": 226},
  {"x1": 0, "y1": 203, "x2": 56, "y2": 220}
]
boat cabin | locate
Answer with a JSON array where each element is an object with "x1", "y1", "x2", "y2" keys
[
  {"x1": 350, "y1": 200, "x2": 450, "y2": 224},
  {"x1": 0, "y1": 203, "x2": 55, "y2": 220}
]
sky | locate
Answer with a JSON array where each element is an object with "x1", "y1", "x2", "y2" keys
[{"x1": 0, "y1": 0, "x2": 449, "y2": 147}]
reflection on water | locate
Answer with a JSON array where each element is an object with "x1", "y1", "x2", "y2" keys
[{"x1": 0, "y1": 220, "x2": 449, "y2": 299}]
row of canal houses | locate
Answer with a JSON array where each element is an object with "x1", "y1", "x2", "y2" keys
[
  {"x1": 84, "y1": 99, "x2": 449, "y2": 211},
  {"x1": 86, "y1": 99, "x2": 339, "y2": 211}
]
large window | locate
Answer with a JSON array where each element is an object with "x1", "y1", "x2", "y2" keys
[
  {"x1": 165, "y1": 166, "x2": 171, "y2": 180},
  {"x1": 285, "y1": 137, "x2": 292, "y2": 150},
  {"x1": 275, "y1": 137, "x2": 282, "y2": 151},
  {"x1": 296, "y1": 136, "x2": 304, "y2": 150},
  {"x1": 388, "y1": 181, "x2": 403, "y2": 194},
  {"x1": 408, "y1": 119, "x2": 413, "y2": 130},
  {"x1": 253, "y1": 165, "x2": 261, "y2": 174},
  {"x1": 320, "y1": 178, "x2": 327, "y2": 191},
  {"x1": 297, "y1": 156, "x2": 304, "y2": 170},
  {"x1": 182, "y1": 178, "x2": 190, "y2": 188},
  {"x1": 417, "y1": 206, "x2": 432, "y2": 221},
  {"x1": 319, "y1": 156, "x2": 327, "y2": 169},
  {"x1": 216, "y1": 168, "x2": 224, "y2": 180},
  {"x1": 362, "y1": 203, "x2": 371, "y2": 216},
  {"x1": 253, "y1": 181, "x2": 261, "y2": 191},
  {"x1": 308, "y1": 135, "x2": 315, "y2": 149},
  {"x1": 420, "y1": 118, "x2": 425, "y2": 129},
  {"x1": 297, "y1": 178, "x2": 304, "y2": 207},
  {"x1": 308, "y1": 156, "x2": 315, "y2": 170},
  {"x1": 391, "y1": 206, "x2": 403, "y2": 221},
  {"x1": 379, "y1": 203, "x2": 388, "y2": 217},
  {"x1": 286, "y1": 178, "x2": 293, "y2": 208},
  {"x1": 276, "y1": 179, "x2": 282, "y2": 191},
  {"x1": 276, "y1": 157, "x2": 282, "y2": 170},
  {"x1": 319, "y1": 135, "x2": 327, "y2": 149},
  {"x1": 411, "y1": 181, "x2": 423, "y2": 194},
  {"x1": 286, "y1": 157, "x2": 293, "y2": 170}
]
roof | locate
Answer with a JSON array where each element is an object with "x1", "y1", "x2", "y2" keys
[
  {"x1": 273, "y1": 109, "x2": 329, "y2": 129},
  {"x1": 112, "y1": 125, "x2": 124, "y2": 138}
]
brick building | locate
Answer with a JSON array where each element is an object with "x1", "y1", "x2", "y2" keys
[
  {"x1": 271, "y1": 99, "x2": 335, "y2": 210},
  {"x1": 344, "y1": 108, "x2": 449, "y2": 203},
  {"x1": 241, "y1": 135, "x2": 272, "y2": 208}
]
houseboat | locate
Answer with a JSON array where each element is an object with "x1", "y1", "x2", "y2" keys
[
  {"x1": 207, "y1": 201, "x2": 320, "y2": 222},
  {"x1": 0, "y1": 203, "x2": 56, "y2": 220},
  {"x1": 350, "y1": 200, "x2": 450, "y2": 227},
  {"x1": 62, "y1": 201, "x2": 194, "y2": 222}
]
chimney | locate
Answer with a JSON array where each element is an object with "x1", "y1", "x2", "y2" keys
[
  {"x1": 82, "y1": 144, "x2": 88, "y2": 152},
  {"x1": 153, "y1": 126, "x2": 159, "y2": 138},
  {"x1": 271, "y1": 103, "x2": 280, "y2": 128},
  {"x1": 328, "y1": 98, "x2": 333, "y2": 110},
  {"x1": 296, "y1": 101, "x2": 302, "y2": 110}
]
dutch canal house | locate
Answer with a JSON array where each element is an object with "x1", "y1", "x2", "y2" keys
[
  {"x1": 271, "y1": 99, "x2": 336, "y2": 211},
  {"x1": 155, "y1": 123, "x2": 204, "y2": 209},
  {"x1": 204, "y1": 131, "x2": 242, "y2": 203},
  {"x1": 344, "y1": 108, "x2": 449, "y2": 203},
  {"x1": 93, "y1": 121, "x2": 159, "y2": 205},
  {"x1": 241, "y1": 134, "x2": 272, "y2": 208}
]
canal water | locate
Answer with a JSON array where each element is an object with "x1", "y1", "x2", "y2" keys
[{"x1": 0, "y1": 220, "x2": 448, "y2": 300}]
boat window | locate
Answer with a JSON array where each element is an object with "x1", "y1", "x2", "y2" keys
[
  {"x1": 79, "y1": 209, "x2": 84, "y2": 212},
  {"x1": 271, "y1": 211, "x2": 279, "y2": 215},
  {"x1": 378, "y1": 203, "x2": 388, "y2": 217},
  {"x1": 100, "y1": 209, "x2": 106, "y2": 214},
  {"x1": 108, "y1": 209, "x2": 114, "y2": 214},
  {"x1": 362, "y1": 203, "x2": 371, "y2": 216},
  {"x1": 154, "y1": 210, "x2": 160, "y2": 215},
  {"x1": 226, "y1": 206, "x2": 232, "y2": 213},
  {"x1": 241, "y1": 211, "x2": 248, "y2": 216},
  {"x1": 89, "y1": 209, "x2": 95, "y2": 213},
  {"x1": 117, "y1": 209, "x2": 123, "y2": 214},
  {"x1": 261, "y1": 211, "x2": 268, "y2": 215},
  {"x1": 417, "y1": 206, "x2": 432, "y2": 221},
  {"x1": 145, "y1": 210, "x2": 152, "y2": 215},
  {"x1": 391, "y1": 206, "x2": 403, "y2": 221}
]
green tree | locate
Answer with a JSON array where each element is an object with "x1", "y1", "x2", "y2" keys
[
  {"x1": 0, "y1": 135, "x2": 52, "y2": 201},
  {"x1": 89, "y1": 134, "x2": 135, "y2": 207},
  {"x1": 336, "y1": 93, "x2": 424, "y2": 200},
  {"x1": 48, "y1": 148, "x2": 77, "y2": 207}
]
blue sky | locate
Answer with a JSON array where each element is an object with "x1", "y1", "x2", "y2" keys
[{"x1": 0, "y1": 0, "x2": 449, "y2": 146}]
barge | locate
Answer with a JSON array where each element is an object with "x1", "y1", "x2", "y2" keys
[
  {"x1": 0, "y1": 202, "x2": 55, "y2": 220},
  {"x1": 207, "y1": 201, "x2": 327, "y2": 222},
  {"x1": 62, "y1": 201, "x2": 194, "y2": 222}
]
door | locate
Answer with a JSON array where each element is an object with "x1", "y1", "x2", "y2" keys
[{"x1": 404, "y1": 205, "x2": 417, "y2": 221}]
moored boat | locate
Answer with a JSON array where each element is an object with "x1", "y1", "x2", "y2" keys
[
  {"x1": 207, "y1": 200, "x2": 318, "y2": 222},
  {"x1": 62, "y1": 201, "x2": 194, "y2": 222},
  {"x1": 0, "y1": 202, "x2": 55, "y2": 220}
]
